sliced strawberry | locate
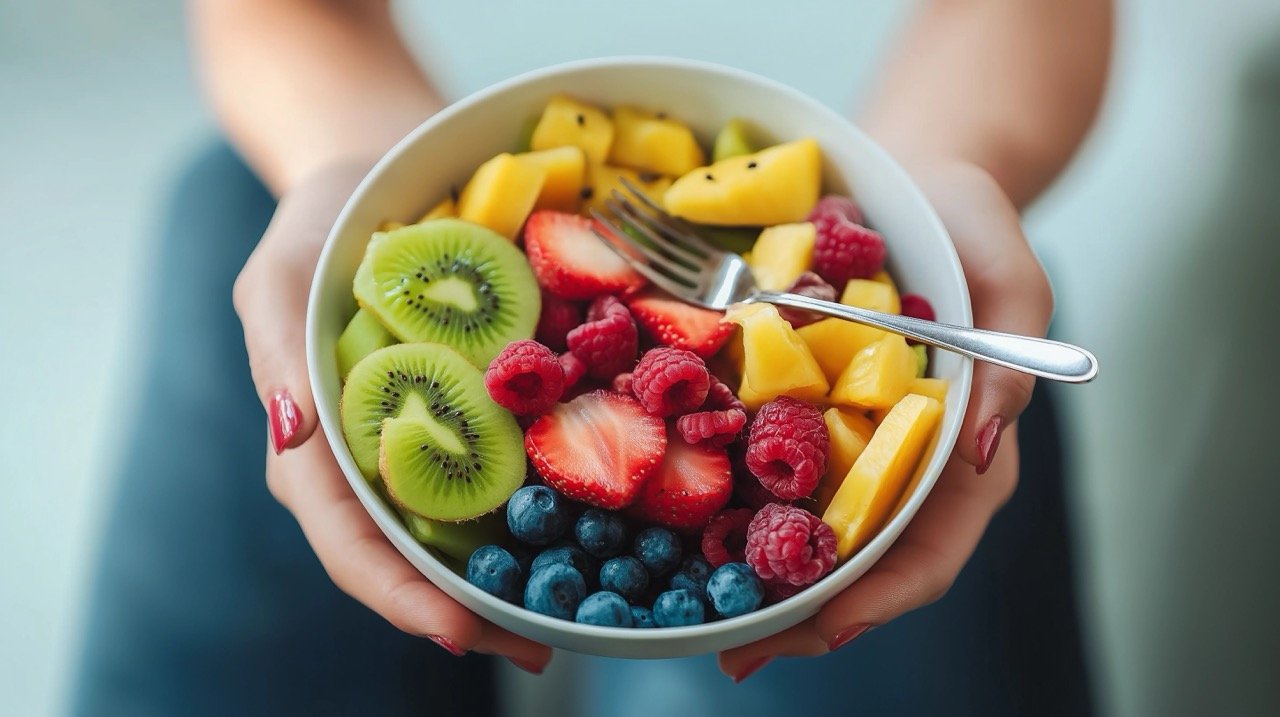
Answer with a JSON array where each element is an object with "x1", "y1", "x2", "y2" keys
[
  {"x1": 523, "y1": 210, "x2": 647, "y2": 300},
  {"x1": 631, "y1": 430, "x2": 733, "y2": 530},
  {"x1": 524, "y1": 390, "x2": 666, "y2": 509},
  {"x1": 626, "y1": 289, "x2": 734, "y2": 358}
]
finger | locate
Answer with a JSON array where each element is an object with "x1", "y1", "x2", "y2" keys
[
  {"x1": 717, "y1": 617, "x2": 827, "y2": 682},
  {"x1": 475, "y1": 623, "x2": 555, "y2": 674}
]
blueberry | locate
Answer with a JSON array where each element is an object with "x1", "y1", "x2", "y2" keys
[
  {"x1": 508, "y1": 542, "x2": 538, "y2": 577},
  {"x1": 574, "y1": 509, "x2": 627, "y2": 558},
  {"x1": 599, "y1": 556, "x2": 649, "y2": 601},
  {"x1": 575, "y1": 591, "x2": 634, "y2": 627},
  {"x1": 506, "y1": 485, "x2": 570, "y2": 546},
  {"x1": 530, "y1": 543, "x2": 593, "y2": 578},
  {"x1": 466, "y1": 545, "x2": 523, "y2": 603},
  {"x1": 706, "y1": 562, "x2": 764, "y2": 618},
  {"x1": 523, "y1": 563, "x2": 587, "y2": 620},
  {"x1": 670, "y1": 555, "x2": 712, "y2": 599},
  {"x1": 633, "y1": 526, "x2": 682, "y2": 576},
  {"x1": 652, "y1": 589, "x2": 705, "y2": 627},
  {"x1": 630, "y1": 606, "x2": 656, "y2": 628}
]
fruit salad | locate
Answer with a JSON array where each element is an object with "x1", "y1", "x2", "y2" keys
[{"x1": 336, "y1": 94, "x2": 946, "y2": 629}]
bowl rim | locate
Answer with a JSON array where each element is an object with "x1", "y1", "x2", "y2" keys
[{"x1": 306, "y1": 54, "x2": 973, "y2": 649}]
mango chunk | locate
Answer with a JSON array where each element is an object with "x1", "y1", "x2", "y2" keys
[
  {"x1": 746, "y1": 223, "x2": 816, "y2": 291},
  {"x1": 518, "y1": 146, "x2": 587, "y2": 213},
  {"x1": 456, "y1": 153, "x2": 546, "y2": 240},
  {"x1": 813, "y1": 408, "x2": 877, "y2": 513},
  {"x1": 417, "y1": 197, "x2": 456, "y2": 223},
  {"x1": 663, "y1": 139, "x2": 821, "y2": 226},
  {"x1": 796, "y1": 279, "x2": 902, "y2": 383},
  {"x1": 583, "y1": 164, "x2": 672, "y2": 214},
  {"x1": 829, "y1": 334, "x2": 918, "y2": 410},
  {"x1": 872, "y1": 377, "x2": 949, "y2": 423},
  {"x1": 608, "y1": 106, "x2": 705, "y2": 177},
  {"x1": 530, "y1": 95, "x2": 614, "y2": 164},
  {"x1": 822, "y1": 393, "x2": 944, "y2": 559},
  {"x1": 870, "y1": 269, "x2": 897, "y2": 292},
  {"x1": 725, "y1": 303, "x2": 828, "y2": 410}
]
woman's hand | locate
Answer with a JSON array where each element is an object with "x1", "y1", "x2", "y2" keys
[
  {"x1": 717, "y1": 161, "x2": 1055, "y2": 682},
  {"x1": 231, "y1": 159, "x2": 554, "y2": 674}
]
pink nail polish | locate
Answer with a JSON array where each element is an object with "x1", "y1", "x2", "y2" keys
[
  {"x1": 828, "y1": 623, "x2": 873, "y2": 651},
  {"x1": 268, "y1": 390, "x2": 301, "y2": 455},
  {"x1": 732, "y1": 656, "x2": 772, "y2": 684},
  {"x1": 976, "y1": 416, "x2": 1004, "y2": 475},
  {"x1": 507, "y1": 656, "x2": 546, "y2": 675},
  {"x1": 427, "y1": 635, "x2": 466, "y2": 657}
]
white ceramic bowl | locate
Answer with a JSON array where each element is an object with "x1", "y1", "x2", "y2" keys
[{"x1": 307, "y1": 56, "x2": 972, "y2": 659}]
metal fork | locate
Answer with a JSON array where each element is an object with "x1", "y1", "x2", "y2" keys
[{"x1": 590, "y1": 179, "x2": 1098, "y2": 383}]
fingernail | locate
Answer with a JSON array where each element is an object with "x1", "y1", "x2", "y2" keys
[
  {"x1": 976, "y1": 415, "x2": 1004, "y2": 475},
  {"x1": 427, "y1": 635, "x2": 466, "y2": 657},
  {"x1": 507, "y1": 656, "x2": 546, "y2": 675},
  {"x1": 732, "y1": 656, "x2": 772, "y2": 684},
  {"x1": 268, "y1": 390, "x2": 301, "y2": 455},
  {"x1": 828, "y1": 623, "x2": 873, "y2": 652}
]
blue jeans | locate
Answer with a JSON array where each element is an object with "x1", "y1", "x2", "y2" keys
[{"x1": 73, "y1": 143, "x2": 1090, "y2": 716}]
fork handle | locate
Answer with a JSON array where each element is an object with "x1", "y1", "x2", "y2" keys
[{"x1": 751, "y1": 291, "x2": 1098, "y2": 384}]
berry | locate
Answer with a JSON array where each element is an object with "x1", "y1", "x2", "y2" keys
[
  {"x1": 575, "y1": 591, "x2": 634, "y2": 627},
  {"x1": 900, "y1": 293, "x2": 936, "y2": 322},
  {"x1": 611, "y1": 372, "x2": 634, "y2": 395},
  {"x1": 632, "y1": 526, "x2": 683, "y2": 576},
  {"x1": 777, "y1": 272, "x2": 837, "y2": 328},
  {"x1": 652, "y1": 589, "x2": 705, "y2": 627},
  {"x1": 530, "y1": 543, "x2": 593, "y2": 579},
  {"x1": 535, "y1": 290, "x2": 583, "y2": 352},
  {"x1": 599, "y1": 556, "x2": 649, "y2": 601},
  {"x1": 559, "y1": 351, "x2": 587, "y2": 390},
  {"x1": 574, "y1": 508, "x2": 627, "y2": 558},
  {"x1": 808, "y1": 195, "x2": 885, "y2": 285},
  {"x1": 702, "y1": 376, "x2": 745, "y2": 413},
  {"x1": 524, "y1": 563, "x2": 587, "y2": 620},
  {"x1": 631, "y1": 347, "x2": 711, "y2": 417},
  {"x1": 506, "y1": 485, "x2": 571, "y2": 546},
  {"x1": 626, "y1": 289, "x2": 734, "y2": 358},
  {"x1": 630, "y1": 605, "x2": 657, "y2": 628},
  {"x1": 484, "y1": 340, "x2": 565, "y2": 415},
  {"x1": 669, "y1": 555, "x2": 713, "y2": 599},
  {"x1": 745, "y1": 503, "x2": 837, "y2": 586},
  {"x1": 762, "y1": 578, "x2": 806, "y2": 604},
  {"x1": 701, "y1": 508, "x2": 754, "y2": 567},
  {"x1": 808, "y1": 194, "x2": 865, "y2": 226},
  {"x1": 466, "y1": 545, "x2": 523, "y2": 603},
  {"x1": 631, "y1": 433, "x2": 732, "y2": 529},
  {"x1": 566, "y1": 296, "x2": 639, "y2": 379},
  {"x1": 524, "y1": 210, "x2": 646, "y2": 300},
  {"x1": 746, "y1": 397, "x2": 829, "y2": 500},
  {"x1": 525, "y1": 390, "x2": 666, "y2": 509},
  {"x1": 706, "y1": 562, "x2": 764, "y2": 618},
  {"x1": 676, "y1": 408, "x2": 746, "y2": 447}
]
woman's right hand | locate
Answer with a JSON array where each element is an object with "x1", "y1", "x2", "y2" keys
[{"x1": 232, "y1": 158, "x2": 554, "y2": 675}]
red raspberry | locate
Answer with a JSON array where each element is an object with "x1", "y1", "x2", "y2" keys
[
  {"x1": 630, "y1": 347, "x2": 711, "y2": 417},
  {"x1": 735, "y1": 472, "x2": 781, "y2": 511},
  {"x1": 611, "y1": 372, "x2": 634, "y2": 395},
  {"x1": 535, "y1": 290, "x2": 583, "y2": 352},
  {"x1": 900, "y1": 293, "x2": 936, "y2": 322},
  {"x1": 701, "y1": 508, "x2": 755, "y2": 567},
  {"x1": 566, "y1": 295, "x2": 639, "y2": 379},
  {"x1": 484, "y1": 340, "x2": 566, "y2": 415},
  {"x1": 745, "y1": 503, "x2": 837, "y2": 586},
  {"x1": 745, "y1": 397, "x2": 829, "y2": 500},
  {"x1": 559, "y1": 351, "x2": 587, "y2": 389},
  {"x1": 702, "y1": 375, "x2": 746, "y2": 413},
  {"x1": 777, "y1": 272, "x2": 837, "y2": 328},
  {"x1": 808, "y1": 195, "x2": 885, "y2": 286},
  {"x1": 677, "y1": 408, "x2": 746, "y2": 447},
  {"x1": 762, "y1": 578, "x2": 806, "y2": 604}
]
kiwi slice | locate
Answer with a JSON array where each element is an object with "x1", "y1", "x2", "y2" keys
[
  {"x1": 336, "y1": 308, "x2": 397, "y2": 381},
  {"x1": 353, "y1": 220, "x2": 540, "y2": 367},
  {"x1": 712, "y1": 118, "x2": 758, "y2": 162},
  {"x1": 696, "y1": 224, "x2": 760, "y2": 254},
  {"x1": 341, "y1": 343, "x2": 523, "y2": 521},
  {"x1": 401, "y1": 509, "x2": 507, "y2": 563}
]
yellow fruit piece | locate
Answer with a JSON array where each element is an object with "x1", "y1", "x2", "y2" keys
[
  {"x1": 583, "y1": 164, "x2": 672, "y2": 214},
  {"x1": 746, "y1": 223, "x2": 816, "y2": 291},
  {"x1": 530, "y1": 95, "x2": 614, "y2": 165},
  {"x1": 813, "y1": 408, "x2": 877, "y2": 513},
  {"x1": 417, "y1": 197, "x2": 456, "y2": 223},
  {"x1": 871, "y1": 377, "x2": 949, "y2": 423},
  {"x1": 456, "y1": 153, "x2": 546, "y2": 240},
  {"x1": 724, "y1": 303, "x2": 828, "y2": 410},
  {"x1": 796, "y1": 280, "x2": 902, "y2": 383},
  {"x1": 822, "y1": 393, "x2": 944, "y2": 559},
  {"x1": 663, "y1": 139, "x2": 822, "y2": 226},
  {"x1": 518, "y1": 146, "x2": 587, "y2": 213},
  {"x1": 608, "y1": 105, "x2": 706, "y2": 177},
  {"x1": 841, "y1": 279, "x2": 900, "y2": 315},
  {"x1": 871, "y1": 269, "x2": 897, "y2": 292},
  {"x1": 829, "y1": 334, "x2": 918, "y2": 410},
  {"x1": 378, "y1": 220, "x2": 406, "y2": 232}
]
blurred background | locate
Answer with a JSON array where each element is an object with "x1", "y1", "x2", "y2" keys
[{"x1": 2, "y1": 0, "x2": 1277, "y2": 714}]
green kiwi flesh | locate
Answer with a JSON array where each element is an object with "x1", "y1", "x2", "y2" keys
[
  {"x1": 696, "y1": 224, "x2": 760, "y2": 254},
  {"x1": 340, "y1": 343, "x2": 523, "y2": 521},
  {"x1": 336, "y1": 308, "x2": 397, "y2": 381},
  {"x1": 353, "y1": 220, "x2": 540, "y2": 367},
  {"x1": 401, "y1": 509, "x2": 506, "y2": 563},
  {"x1": 712, "y1": 118, "x2": 758, "y2": 162}
]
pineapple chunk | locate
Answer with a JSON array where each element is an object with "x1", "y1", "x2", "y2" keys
[
  {"x1": 796, "y1": 279, "x2": 902, "y2": 383},
  {"x1": 841, "y1": 278, "x2": 900, "y2": 315},
  {"x1": 530, "y1": 95, "x2": 614, "y2": 164},
  {"x1": 608, "y1": 106, "x2": 705, "y2": 177},
  {"x1": 870, "y1": 269, "x2": 897, "y2": 292},
  {"x1": 813, "y1": 408, "x2": 877, "y2": 513},
  {"x1": 822, "y1": 393, "x2": 944, "y2": 559},
  {"x1": 829, "y1": 334, "x2": 918, "y2": 410},
  {"x1": 518, "y1": 146, "x2": 587, "y2": 213},
  {"x1": 663, "y1": 139, "x2": 821, "y2": 226},
  {"x1": 456, "y1": 153, "x2": 546, "y2": 240},
  {"x1": 746, "y1": 223, "x2": 816, "y2": 291},
  {"x1": 583, "y1": 164, "x2": 672, "y2": 214},
  {"x1": 417, "y1": 197, "x2": 456, "y2": 223},
  {"x1": 725, "y1": 303, "x2": 828, "y2": 410},
  {"x1": 871, "y1": 377, "x2": 949, "y2": 423}
]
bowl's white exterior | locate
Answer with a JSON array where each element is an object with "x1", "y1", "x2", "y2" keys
[{"x1": 307, "y1": 56, "x2": 972, "y2": 659}]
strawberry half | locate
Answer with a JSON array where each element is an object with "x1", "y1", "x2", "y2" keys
[
  {"x1": 626, "y1": 289, "x2": 734, "y2": 358},
  {"x1": 524, "y1": 390, "x2": 666, "y2": 509},
  {"x1": 523, "y1": 210, "x2": 647, "y2": 300},
  {"x1": 631, "y1": 430, "x2": 733, "y2": 530}
]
